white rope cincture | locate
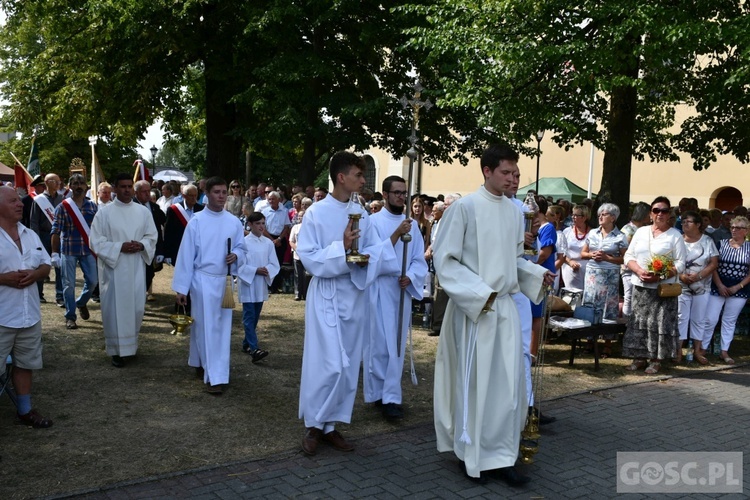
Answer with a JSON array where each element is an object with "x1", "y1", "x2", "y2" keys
[
  {"x1": 409, "y1": 325, "x2": 418, "y2": 386},
  {"x1": 459, "y1": 320, "x2": 479, "y2": 445}
]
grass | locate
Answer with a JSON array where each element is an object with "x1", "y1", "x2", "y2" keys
[{"x1": 1, "y1": 266, "x2": 747, "y2": 499}]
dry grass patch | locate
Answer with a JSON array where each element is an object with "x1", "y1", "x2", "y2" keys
[{"x1": 1, "y1": 266, "x2": 747, "y2": 498}]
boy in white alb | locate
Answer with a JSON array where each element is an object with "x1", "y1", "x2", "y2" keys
[{"x1": 237, "y1": 212, "x2": 280, "y2": 363}]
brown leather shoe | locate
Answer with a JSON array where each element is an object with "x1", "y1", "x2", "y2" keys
[
  {"x1": 322, "y1": 430, "x2": 354, "y2": 452},
  {"x1": 302, "y1": 427, "x2": 322, "y2": 455}
]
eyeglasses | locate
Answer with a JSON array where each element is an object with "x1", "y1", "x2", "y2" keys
[
  {"x1": 388, "y1": 190, "x2": 408, "y2": 197},
  {"x1": 265, "y1": 190, "x2": 273, "y2": 194},
  {"x1": 572, "y1": 213, "x2": 584, "y2": 218},
  {"x1": 651, "y1": 208, "x2": 670, "y2": 215},
  {"x1": 682, "y1": 220, "x2": 697, "y2": 225},
  {"x1": 598, "y1": 212, "x2": 612, "y2": 217},
  {"x1": 231, "y1": 185, "x2": 239, "y2": 188},
  {"x1": 730, "y1": 226, "x2": 748, "y2": 230}
]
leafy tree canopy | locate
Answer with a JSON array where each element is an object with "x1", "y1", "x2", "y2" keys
[{"x1": 401, "y1": 0, "x2": 750, "y2": 218}]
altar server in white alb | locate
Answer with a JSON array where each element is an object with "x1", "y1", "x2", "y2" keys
[
  {"x1": 364, "y1": 175, "x2": 427, "y2": 421},
  {"x1": 237, "y1": 211, "x2": 280, "y2": 364},
  {"x1": 172, "y1": 177, "x2": 245, "y2": 395},
  {"x1": 433, "y1": 144, "x2": 555, "y2": 486},
  {"x1": 90, "y1": 173, "x2": 158, "y2": 368},
  {"x1": 297, "y1": 151, "x2": 397, "y2": 456}
]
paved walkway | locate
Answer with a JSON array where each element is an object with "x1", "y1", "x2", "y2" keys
[{"x1": 58, "y1": 366, "x2": 750, "y2": 499}]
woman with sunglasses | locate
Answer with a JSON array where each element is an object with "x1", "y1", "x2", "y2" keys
[
  {"x1": 224, "y1": 180, "x2": 245, "y2": 217},
  {"x1": 559, "y1": 204, "x2": 591, "y2": 290},
  {"x1": 704, "y1": 216, "x2": 750, "y2": 364},
  {"x1": 622, "y1": 197, "x2": 687, "y2": 374},
  {"x1": 676, "y1": 211, "x2": 719, "y2": 364}
]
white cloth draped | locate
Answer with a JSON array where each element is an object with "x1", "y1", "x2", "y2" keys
[
  {"x1": 90, "y1": 199, "x2": 157, "y2": 356},
  {"x1": 237, "y1": 233, "x2": 280, "y2": 303},
  {"x1": 433, "y1": 186, "x2": 546, "y2": 478},
  {"x1": 172, "y1": 209, "x2": 246, "y2": 385},
  {"x1": 364, "y1": 209, "x2": 428, "y2": 404},
  {"x1": 297, "y1": 195, "x2": 396, "y2": 428}
]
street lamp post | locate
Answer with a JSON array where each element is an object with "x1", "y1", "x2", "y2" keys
[
  {"x1": 150, "y1": 145, "x2": 158, "y2": 176},
  {"x1": 535, "y1": 130, "x2": 545, "y2": 195}
]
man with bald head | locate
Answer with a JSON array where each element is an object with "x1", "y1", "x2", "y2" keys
[
  {"x1": 164, "y1": 183, "x2": 204, "y2": 314},
  {"x1": 134, "y1": 179, "x2": 166, "y2": 300},
  {"x1": 0, "y1": 186, "x2": 53, "y2": 427},
  {"x1": 30, "y1": 173, "x2": 64, "y2": 306}
]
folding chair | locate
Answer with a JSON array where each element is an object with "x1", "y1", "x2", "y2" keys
[{"x1": 0, "y1": 355, "x2": 18, "y2": 409}]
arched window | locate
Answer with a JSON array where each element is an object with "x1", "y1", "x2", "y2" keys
[
  {"x1": 362, "y1": 154, "x2": 376, "y2": 193},
  {"x1": 712, "y1": 187, "x2": 743, "y2": 211}
]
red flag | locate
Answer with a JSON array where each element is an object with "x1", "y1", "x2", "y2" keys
[{"x1": 12, "y1": 155, "x2": 35, "y2": 198}]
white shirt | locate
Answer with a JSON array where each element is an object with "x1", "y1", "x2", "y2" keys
[
  {"x1": 0, "y1": 223, "x2": 51, "y2": 328},
  {"x1": 262, "y1": 204, "x2": 291, "y2": 235}
]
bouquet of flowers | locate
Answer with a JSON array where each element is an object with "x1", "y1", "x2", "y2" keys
[{"x1": 647, "y1": 253, "x2": 675, "y2": 279}]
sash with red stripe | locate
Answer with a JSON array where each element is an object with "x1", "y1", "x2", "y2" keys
[
  {"x1": 170, "y1": 203, "x2": 191, "y2": 227},
  {"x1": 62, "y1": 199, "x2": 96, "y2": 257}
]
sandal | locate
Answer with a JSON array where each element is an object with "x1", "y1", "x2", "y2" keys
[
  {"x1": 644, "y1": 361, "x2": 661, "y2": 375},
  {"x1": 251, "y1": 349, "x2": 269, "y2": 364},
  {"x1": 720, "y1": 356, "x2": 735, "y2": 365},
  {"x1": 695, "y1": 354, "x2": 709, "y2": 365},
  {"x1": 626, "y1": 360, "x2": 647, "y2": 371},
  {"x1": 17, "y1": 409, "x2": 53, "y2": 428}
]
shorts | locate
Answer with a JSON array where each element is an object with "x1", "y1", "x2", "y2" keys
[{"x1": 0, "y1": 322, "x2": 43, "y2": 372}]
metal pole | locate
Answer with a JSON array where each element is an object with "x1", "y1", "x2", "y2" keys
[
  {"x1": 397, "y1": 83, "x2": 432, "y2": 357},
  {"x1": 535, "y1": 139, "x2": 541, "y2": 195}
]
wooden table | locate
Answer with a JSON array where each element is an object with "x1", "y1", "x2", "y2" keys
[{"x1": 550, "y1": 319, "x2": 627, "y2": 370}]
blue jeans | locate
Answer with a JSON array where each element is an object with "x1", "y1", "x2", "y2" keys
[
  {"x1": 242, "y1": 302, "x2": 264, "y2": 351},
  {"x1": 61, "y1": 254, "x2": 98, "y2": 321},
  {"x1": 38, "y1": 232, "x2": 63, "y2": 301}
]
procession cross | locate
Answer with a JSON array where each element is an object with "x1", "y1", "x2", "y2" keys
[{"x1": 396, "y1": 82, "x2": 432, "y2": 357}]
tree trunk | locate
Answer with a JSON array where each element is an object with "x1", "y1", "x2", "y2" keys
[
  {"x1": 201, "y1": 3, "x2": 241, "y2": 182},
  {"x1": 599, "y1": 36, "x2": 640, "y2": 228},
  {"x1": 204, "y1": 69, "x2": 239, "y2": 181}
]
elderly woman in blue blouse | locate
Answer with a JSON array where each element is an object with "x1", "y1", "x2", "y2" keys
[
  {"x1": 622, "y1": 197, "x2": 687, "y2": 374},
  {"x1": 676, "y1": 211, "x2": 718, "y2": 364},
  {"x1": 580, "y1": 203, "x2": 629, "y2": 357},
  {"x1": 704, "y1": 215, "x2": 750, "y2": 365}
]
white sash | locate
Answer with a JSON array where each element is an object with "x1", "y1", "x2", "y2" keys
[
  {"x1": 61, "y1": 199, "x2": 95, "y2": 256},
  {"x1": 33, "y1": 194, "x2": 56, "y2": 225},
  {"x1": 171, "y1": 203, "x2": 191, "y2": 227}
]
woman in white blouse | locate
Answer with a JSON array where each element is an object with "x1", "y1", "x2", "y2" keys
[
  {"x1": 559, "y1": 204, "x2": 591, "y2": 290},
  {"x1": 676, "y1": 211, "x2": 718, "y2": 364},
  {"x1": 622, "y1": 197, "x2": 687, "y2": 375}
]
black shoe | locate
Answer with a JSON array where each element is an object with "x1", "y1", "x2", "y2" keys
[
  {"x1": 490, "y1": 466, "x2": 531, "y2": 487},
  {"x1": 91, "y1": 296, "x2": 100, "y2": 303},
  {"x1": 428, "y1": 329, "x2": 441, "y2": 337},
  {"x1": 382, "y1": 403, "x2": 404, "y2": 420},
  {"x1": 195, "y1": 367, "x2": 205, "y2": 379},
  {"x1": 78, "y1": 305, "x2": 90, "y2": 320},
  {"x1": 39, "y1": 297, "x2": 47, "y2": 304},
  {"x1": 529, "y1": 406, "x2": 556, "y2": 425},
  {"x1": 111, "y1": 355, "x2": 124, "y2": 368},
  {"x1": 459, "y1": 461, "x2": 488, "y2": 485},
  {"x1": 250, "y1": 349, "x2": 268, "y2": 363},
  {"x1": 56, "y1": 299, "x2": 65, "y2": 308},
  {"x1": 241, "y1": 344, "x2": 251, "y2": 353}
]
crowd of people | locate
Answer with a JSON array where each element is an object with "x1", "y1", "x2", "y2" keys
[{"x1": 1, "y1": 147, "x2": 747, "y2": 488}]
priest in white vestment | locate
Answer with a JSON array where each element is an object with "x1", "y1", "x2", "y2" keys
[
  {"x1": 90, "y1": 174, "x2": 157, "y2": 367},
  {"x1": 433, "y1": 144, "x2": 554, "y2": 485},
  {"x1": 172, "y1": 177, "x2": 245, "y2": 394},
  {"x1": 364, "y1": 176, "x2": 427, "y2": 420},
  {"x1": 297, "y1": 151, "x2": 397, "y2": 455}
]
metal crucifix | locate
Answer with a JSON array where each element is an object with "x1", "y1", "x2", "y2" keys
[{"x1": 396, "y1": 82, "x2": 432, "y2": 357}]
